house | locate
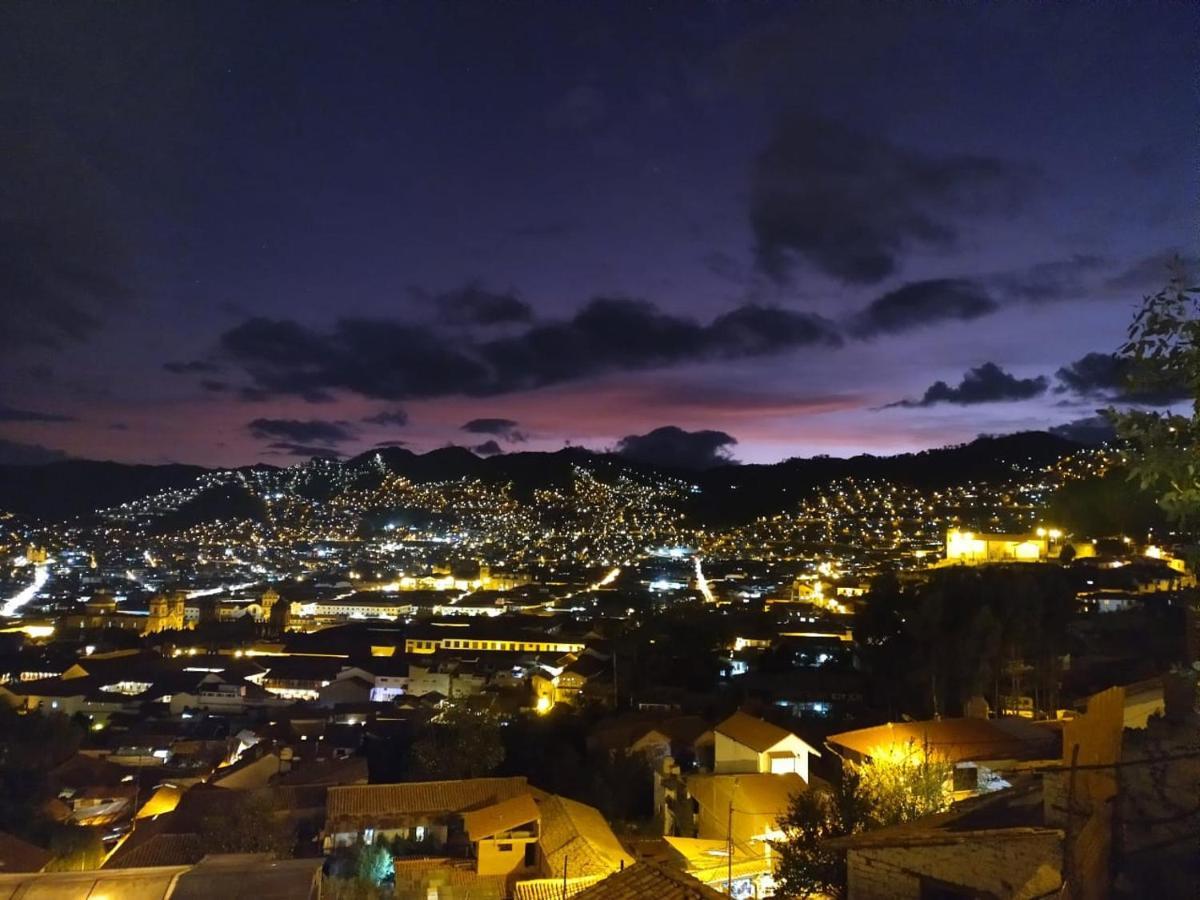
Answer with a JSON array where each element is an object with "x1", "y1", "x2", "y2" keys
[
  {"x1": 826, "y1": 716, "x2": 1061, "y2": 796},
  {"x1": 709, "y1": 711, "x2": 820, "y2": 780},
  {"x1": 662, "y1": 835, "x2": 774, "y2": 897},
  {"x1": 0, "y1": 832, "x2": 51, "y2": 873},
  {"x1": 323, "y1": 778, "x2": 633, "y2": 894},
  {"x1": 317, "y1": 676, "x2": 373, "y2": 707},
  {"x1": 324, "y1": 777, "x2": 531, "y2": 850},
  {"x1": 572, "y1": 860, "x2": 725, "y2": 899},
  {"x1": 533, "y1": 793, "x2": 634, "y2": 881},
  {"x1": 686, "y1": 772, "x2": 806, "y2": 847},
  {"x1": 462, "y1": 793, "x2": 541, "y2": 876},
  {"x1": 826, "y1": 778, "x2": 1064, "y2": 900}
]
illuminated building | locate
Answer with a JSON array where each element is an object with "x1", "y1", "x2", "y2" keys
[
  {"x1": 403, "y1": 624, "x2": 585, "y2": 656},
  {"x1": 144, "y1": 591, "x2": 187, "y2": 634},
  {"x1": 942, "y1": 529, "x2": 1056, "y2": 564}
]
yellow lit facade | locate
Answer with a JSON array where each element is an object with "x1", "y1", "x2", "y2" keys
[
  {"x1": 943, "y1": 529, "x2": 1054, "y2": 565},
  {"x1": 403, "y1": 634, "x2": 585, "y2": 655}
]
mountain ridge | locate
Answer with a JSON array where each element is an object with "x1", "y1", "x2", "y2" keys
[{"x1": 0, "y1": 431, "x2": 1082, "y2": 523}]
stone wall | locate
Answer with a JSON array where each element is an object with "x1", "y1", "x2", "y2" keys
[{"x1": 846, "y1": 831, "x2": 1063, "y2": 900}]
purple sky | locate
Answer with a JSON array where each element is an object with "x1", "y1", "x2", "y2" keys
[{"x1": 1, "y1": 2, "x2": 1196, "y2": 467}]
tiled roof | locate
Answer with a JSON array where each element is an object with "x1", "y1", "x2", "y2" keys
[
  {"x1": 713, "y1": 711, "x2": 794, "y2": 753},
  {"x1": 513, "y1": 875, "x2": 604, "y2": 899},
  {"x1": 0, "y1": 831, "x2": 51, "y2": 873},
  {"x1": 104, "y1": 832, "x2": 206, "y2": 869},
  {"x1": 536, "y1": 795, "x2": 633, "y2": 879},
  {"x1": 574, "y1": 861, "x2": 726, "y2": 899},
  {"x1": 826, "y1": 717, "x2": 1060, "y2": 764},
  {"x1": 273, "y1": 754, "x2": 368, "y2": 786},
  {"x1": 326, "y1": 777, "x2": 528, "y2": 829},
  {"x1": 462, "y1": 793, "x2": 540, "y2": 842}
]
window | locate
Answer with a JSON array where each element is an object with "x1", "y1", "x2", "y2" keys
[
  {"x1": 498, "y1": 843, "x2": 513, "y2": 852},
  {"x1": 363, "y1": 828, "x2": 375, "y2": 845},
  {"x1": 952, "y1": 765, "x2": 979, "y2": 792}
]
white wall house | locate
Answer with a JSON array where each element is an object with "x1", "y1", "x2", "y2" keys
[{"x1": 711, "y1": 711, "x2": 820, "y2": 782}]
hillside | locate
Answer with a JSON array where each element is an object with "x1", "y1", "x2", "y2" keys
[{"x1": 0, "y1": 431, "x2": 1083, "y2": 526}]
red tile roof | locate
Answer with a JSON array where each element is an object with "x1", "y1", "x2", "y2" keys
[{"x1": 574, "y1": 861, "x2": 726, "y2": 899}]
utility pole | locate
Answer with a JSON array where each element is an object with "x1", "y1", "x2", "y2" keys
[
  {"x1": 562, "y1": 853, "x2": 568, "y2": 900},
  {"x1": 726, "y1": 794, "x2": 734, "y2": 895}
]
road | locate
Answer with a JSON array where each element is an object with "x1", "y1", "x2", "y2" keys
[{"x1": 2, "y1": 563, "x2": 50, "y2": 617}]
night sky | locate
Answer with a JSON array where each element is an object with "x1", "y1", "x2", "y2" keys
[{"x1": 2, "y1": 2, "x2": 1196, "y2": 467}]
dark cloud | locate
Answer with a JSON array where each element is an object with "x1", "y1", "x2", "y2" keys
[
  {"x1": 247, "y1": 418, "x2": 354, "y2": 446},
  {"x1": 889, "y1": 362, "x2": 1048, "y2": 407},
  {"x1": 991, "y1": 254, "x2": 1108, "y2": 303},
  {"x1": 471, "y1": 439, "x2": 504, "y2": 457},
  {"x1": 218, "y1": 299, "x2": 841, "y2": 402},
  {"x1": 615, "y1": 425, "x2": 738, "y2": 470},
  {"x1": 0, "y1": 135, "x2": 134, "y2": 349},
  {"x1": 362, "y1": 409, "x2": 409, "y2": 427},
  {"x1": 0, "y1": 438, "x2": 70, "y2": 465},
  {"x1": 200, "y1": 380, "x2": 229, "y2": 393},
  {"x1": 264, "y1": 442, "x2": 344, "y2": 459},
  {"x1": 1055, "y1": 352, "x2": 1125, "y2": 398},
  {"x1": 1049, "y1": 415, "x2": 1116, "y2": 446},
  {"x1": 1105, "y1": 251, "x2": 1198, "y2": 293},
  {"x1": 0, "y1": 403, "x2": 75, "y2": 423},
  {"x1": 750, "y1": 113, "x2": 1033, "y2": 284},
  {"x1": 851, "y1": 279, "x2": 998, "y2": 337},
  {"x1": 433, "y1": 285, "x2": 533, "y2": 326},
  {"x1": 462, "y1": 418, "x2": 526, "y2": 443},
  {"x1": 164, "y1": 359, "x2": 221, "y2": 374},
  {"x1": 374, "y1": 439, "x2": 408, "y2": 448},
  {"x1": 1055, "y1": 351, "x2": 1188, "y2": 406}
]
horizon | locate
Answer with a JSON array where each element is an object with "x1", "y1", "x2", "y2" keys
[
  {"x1": 0, "y1": 426, "x2": 1084, "y2": 472},
  {"x1": 1, "y1": 3, "x2": 1194, "y2": 467}
]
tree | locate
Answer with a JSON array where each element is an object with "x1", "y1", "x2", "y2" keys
[
  {"x1": 409, "y1": 702, "x2": 505, "y2": 780},
  {"x1": 198, "y1": 790, "x2": 292, "y2": 855},
  {"x1": 772, "y1": 752, "x2": 951, "y2": 899},
  {"x1": 855, "y1": 566, "x2": 1072, "y2": 720},
  {"x1": 1109, "y1": 265, "x2": 1200, "y2": 523},
  {"x1": 772, "y1": 768, "x2": 869, "y2": 899},
  {"x1": 355, "y1": 841, "x2": 393, "y2": 884},
  {"x1": 855, "y1": 744, "x2": 952, "y2": 827}
]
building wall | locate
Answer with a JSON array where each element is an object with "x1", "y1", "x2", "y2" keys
[
  {"x1": 713, "y1": 733, "x2": 760, "y2": 774},
  {"x1": 476, "y1": 837, "x2": 535, "y2": 876},
  {"x1": 713, "y1": 733, "x2": 811, "y2": 781},
  {"x1": 764, "y1": 736, "x2": 811, "y2": 782},
  {"x1": 404, "y1": 636, "x2": 585, "y2": 655},
  {"x1": 846, "y1": 833, "x2": 1062, "y2": 900}
]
